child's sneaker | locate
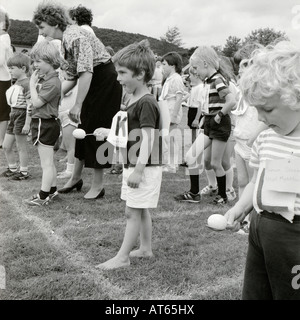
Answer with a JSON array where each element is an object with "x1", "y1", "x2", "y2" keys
[
  {"x1": 174, "y1": 191, "x2": 201, "y2": 203},
  {"x1": 24, "y1": 194, "x2": 50, "y2": 206},
  {"x1": 212, "y1": 195, "x2": 228, "y2": 205},
  {"x1": 10, "y1": 172, "x2": 29, "y2": 180},
  {"x1": 226, "y1": 188, "x2": 237, "y2": 201},
  {"x1": 200, "y1": 185, "x2": 218, "y2": 196},
  {"x1": 0, "y1": 168, "x2": 17, "y2": 178},
  {"x1": 49, "y1": 191, "x2": 59, "y2": 201}
]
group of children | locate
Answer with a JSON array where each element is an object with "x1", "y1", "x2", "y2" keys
[
  {"x1": 1, "y1": 40, "x2": 62, "y2": 205},
  {"x1": 94, "y1": 40, "x2": 300, "y2": 301},
  {"x1": 1, "y1": 22, "x2": 299, "y2": 298}
]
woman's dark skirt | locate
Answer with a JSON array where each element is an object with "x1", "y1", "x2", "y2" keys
[
  {"x1": 74, "y1": 62, "x2": 122, "y2": 169},
  {"x1": 0, "y1": 80, "x2": 11, "y2": 121}
]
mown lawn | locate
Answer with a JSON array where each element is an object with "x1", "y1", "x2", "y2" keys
[{"x1": 0, "y1": 108, "x2": 248, "y2": 300}]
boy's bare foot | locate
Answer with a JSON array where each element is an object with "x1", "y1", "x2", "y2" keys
[
  {"x1": 95, "y1": 256, "x2": 130, "y2": 270},
  {"x1": 129, "y1": 249, "x2": 153, "y2": 258}
]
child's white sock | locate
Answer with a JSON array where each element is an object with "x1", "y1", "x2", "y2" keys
[
  {"x1": 20, "y1": 167, "x2": 28, "y2": 175},
  {"x1": 206, "y1": 169, "x2": 217, "y2": 188},
  {"x1": 8, "y1": 163, "x2": 18, "y2": 172},
  {"x1": 225, "y1": 167, "x2": 234, "y2": 190}
]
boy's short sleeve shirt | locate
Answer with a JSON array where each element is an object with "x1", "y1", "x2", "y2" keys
[
  {"x1": 125, "y1": 94, "x2": 161, "y2": 167},
  {"x1": 205, "y1": 72, "x2": 231, "y2": 114},
  {"x1": 31, "y1": 72, "x2": 61, "y2": 119}
]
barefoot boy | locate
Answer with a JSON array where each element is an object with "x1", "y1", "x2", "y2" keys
[{"x1": 96, "y1": 40, "x2": 162, "y2": 270}]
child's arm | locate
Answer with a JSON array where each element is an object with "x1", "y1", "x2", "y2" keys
[
  {"x1": 30, "y1": 70, "x2": 45, "y2": 108},
  {"x1": 127, "y1": 127, "x2": 155, "y2": 188},
  {"x1": 93, "y1": 127, "x2": 110, "y2": 140},
  {"x1": 192, "y1": 101, "x2": 203, "y2": 128},
  {"x1": 22, "y1": 111, "x2": 32, "y2": 135},
  {"x1": 224, "y1": 169, "x2": 257, "y2": 230},
  {"x1": 170, "y1": 92, "x2": 183, "y2": 124},
  {"x1": 61, "y1": 79, "x2": 77, "y2": 98},
  {"x1": 246, "y1": 122, "x2": 268, "y2": 148},
  {"x1": 68, "y1": 71, "x2": 93, "y2": 123},
  {"x1": 214, "y1": 92, "x2": 236, "y2": 124}
]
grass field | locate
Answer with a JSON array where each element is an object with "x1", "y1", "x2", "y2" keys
[{"x1": 0, "y1": 108, "x2": 248, "y2": 300}]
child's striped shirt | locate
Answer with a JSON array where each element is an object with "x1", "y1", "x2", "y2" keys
[
  {"x1": 250, "y1": 129, "x2": 300, "y2": 221},
  {"x1": 204, "y1": 72, "x2": 231, "y2": 115}
]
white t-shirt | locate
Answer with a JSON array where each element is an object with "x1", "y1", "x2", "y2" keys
[
  {"x1": 0, "y1": 33, "x2": 12, "y2": 81},
  {"x1": 187, "y1": 83, "x2": 204, "y2": 109}
]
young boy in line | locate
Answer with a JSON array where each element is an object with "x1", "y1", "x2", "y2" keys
[
  {"x1": 186, "y1": 66, "x2": 204, "y2": 144},
  {"x1": 0, "y1": 53, "x2": 31, "y2": 180},
  {"x1": 95, "y1": 40, "x2": 162, "y2": 270},
  {"x1": 159, "y1": 51, "x2": 186, "y2": 172},
  {"x1": 175, "y1": 46, "x2": 236, "y2": 204},
  {"x1": 24, "y1": 40, "x2": 62, "y2": 206}
]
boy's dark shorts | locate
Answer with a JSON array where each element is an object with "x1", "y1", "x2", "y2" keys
[
  {"x1": 203, "y1": 114, "x2": 231, "y2": 142},
  {"x1": 31, "y1": 118, "x2": 60, "y2": 147},
  {"x1": 6, "y1": 108, "x2": 27, "y2": 135}
]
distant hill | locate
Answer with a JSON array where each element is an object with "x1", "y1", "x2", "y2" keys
[{"x1": 8, "y1": 19, "x2": 190, "y2": 64}]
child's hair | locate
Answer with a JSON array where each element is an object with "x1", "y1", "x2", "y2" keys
[
  {"x1": 218, "y1": 58, "x2": 235, "y2": 84},
  {"x1": 69, "y1": 5, "x2": 93, "y2": 26},
  {"x1": 233, "y1": 42, "x2": 262, "y2": 66},
  {"x1": 33, "y1": 2, "x2": 70, "y2": 32},
  {"x1": 162, "y1": 51, "x2": 183, "y2": 74},
  {"x1": 239, "y1": 41, "x2": 300, "y2": 110},
  {"x1": 30, "y1": 39, "x2": 62, "y2": 70},
  {"x1": 7, "y1": 53, "x2": 31, "y2": 73},
  {"x1": 113, "y1": 39, "x2": 156, "y2": 83},
  {"x1": 105, "y1": 46, "x2": 115, "y2": 56},
  {"x1": 191, "y1": 46, "x2": 220, "y2": 70}
]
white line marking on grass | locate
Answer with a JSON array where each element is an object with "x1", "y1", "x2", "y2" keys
[
  {"x1": 0, "y1": 188, "x2": 125, "y2": 299},
  {"x1": 0, "y1": 265, "x2": 6, "y2": 289}
]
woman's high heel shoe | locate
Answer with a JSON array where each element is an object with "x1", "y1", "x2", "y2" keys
[{"x1": 58, "y1": 179, "x2": 83, "y2": 194}]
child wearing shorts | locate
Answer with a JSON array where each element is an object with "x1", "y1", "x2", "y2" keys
[
  {"x1": 95, "y1": 40, "x2": 162, "y2": 270},
  {"x1": 1, "y1": 53, "x2": 31, "y2": 180},
  {"x1": 175, "y1": 46, "x2": 236, "y2": 204},
  {"x1": 24, "y1": 40, "x2": 62, "y2": 206}
]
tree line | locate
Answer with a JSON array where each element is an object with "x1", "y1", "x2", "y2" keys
[{"x1": 8, "y1": 19, "x2": 288, "y2": 65}]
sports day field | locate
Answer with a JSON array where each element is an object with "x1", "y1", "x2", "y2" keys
[{"x1": 0, "y1": 107, "x2": 247, "y2": 300}]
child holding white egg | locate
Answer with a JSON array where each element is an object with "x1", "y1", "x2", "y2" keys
[{"x1": 225, "y1": 41, "x2": 300, "y2": 300}]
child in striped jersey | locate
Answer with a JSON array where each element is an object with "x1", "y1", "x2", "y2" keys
[
  {"x1": 225, "y1": 41, "x2": 300, "y2": 300},
  {"x1": 0, "y1": 53, "x2": 31, "y2": 180},
  {"x1": 174, "y1": 46, "x2": 236, "y2": 204}
]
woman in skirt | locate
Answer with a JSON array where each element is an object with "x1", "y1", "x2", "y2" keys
[{"x1": 33, "y1": 2, "x2": 122, "y2": 199}]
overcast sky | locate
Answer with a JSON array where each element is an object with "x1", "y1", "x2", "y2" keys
[{"x1": 2, "y1": 0, "x2": 300, "y2": 48}]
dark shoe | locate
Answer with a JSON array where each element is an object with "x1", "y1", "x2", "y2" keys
[
  {"x1": 0, "y1": 168, "x2": 17, "y2": 178},
  {"x1": 174, "y1": 191, "x2": 201, "y2": 203},
  {"x1": 10, "y1": 172, "x2": 29, "y2": 180},
  {"x1": 58, "y1": 179, "x2": 83, "y2": 193},
  {"x1": 84, "y1": 188, "x2": 105, "y2": 200},
  {"x1": 49, "y1": 190, "x2": 59, "y2": 200},
  {"x1": 212, "y1": 195, "x2": 228, "y2": 205},
  {"x1": 24, "y1": 194, "x2": 50, "y2": 206}
]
